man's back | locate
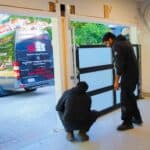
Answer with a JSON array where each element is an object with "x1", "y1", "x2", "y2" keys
[
  {"x1": 56, "y1": 86, "x2": 91, "y2": 122},
  {"x1": 64, "y1": 87, "x2": 91, "y2": 121},
  {"x1": 113, "y1": 38, "x2": 138, "y2": 81}
]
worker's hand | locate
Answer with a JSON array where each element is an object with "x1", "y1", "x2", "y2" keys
[{"x1": 114, "y1": 81, "x2": 119, "y2": 90}]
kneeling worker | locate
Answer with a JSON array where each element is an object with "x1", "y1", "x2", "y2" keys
[{"x1": 56, "y1": 81, "x2": 100, "y2": 142}]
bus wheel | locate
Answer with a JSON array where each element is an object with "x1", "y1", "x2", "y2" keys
[{"x1": 24, "y1": 88, "x2": 37, "y2": 92}]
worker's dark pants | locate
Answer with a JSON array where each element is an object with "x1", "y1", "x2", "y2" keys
[
  {"x1": 58, "y1": 111, "x2": 99, "y2": 132},
  {"x1": 120, "y1": 79, "x2": 142, "y2": 123}
]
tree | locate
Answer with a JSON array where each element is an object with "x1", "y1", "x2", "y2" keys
[{"x1": 71, "y1": 22, "x2": 110, "y2": 45}]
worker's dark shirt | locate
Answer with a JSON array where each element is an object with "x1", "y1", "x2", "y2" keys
[
  {"x1": 56, "y1": 87, "x2": 91, "y2": 122},
  {"x1": 112, "y1": 37, "x2": 139, "y2": 85}
]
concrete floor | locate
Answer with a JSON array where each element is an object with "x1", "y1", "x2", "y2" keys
[
  {"x1": 0, "y1": 87, "x2": 149, "y2": 150},
  {"x1": 22, "y1": 100, "x2": 150, "y2": 150}
]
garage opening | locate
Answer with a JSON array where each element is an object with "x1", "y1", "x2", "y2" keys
[
  {"x1": 0, "y1": 11, "x2": 61, "y2": 148},
  {"x1": 70, "y1": 21, "x2": 140, "y2": 115}
]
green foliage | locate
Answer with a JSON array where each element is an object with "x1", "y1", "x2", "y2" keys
[
  {"x1": 44, "y1": 27, "x2": 52, "y2": 39},
  {"x1": 8, "y1": 15, "x2": 51, "y2": 24},
  {"x1": 71, "y1": 22, "x2": 110, "y2": 45},
  {"x1": 0, "y1": 32, "x2": 15, "y2": 63}
]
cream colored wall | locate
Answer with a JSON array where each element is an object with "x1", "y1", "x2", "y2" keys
[
  {"x1": 58, "y1": 0, "x2": 138, "y2": 24},
  {"x1": 134, "y1": 1, "x2": 150, "y2": 95},
  {"x1": 0, "y1": 0, "x2": 138, "y2": 24},
  {"x1": 0, "y1": 0, "x2": 149, "y2": 94},
  {"x1": 138, "y1": 16, "x2": 150, "y2": 95},
  {"x1": 0, "y1": 0, "x2": 52, "y2": 10}
]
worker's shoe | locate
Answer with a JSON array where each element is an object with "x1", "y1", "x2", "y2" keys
[
  {"x1": 117, "y1": 121, "x2": 133, "y2": 131},
  {"x1": 78, "y1": 130, "x2": 89, "y2": 141},
  {"x1": 132, "y1": 117, "x2": 143, "y2": 125},
  {"x1": 66, "y1": 131, "x2": 74, "y2": 142}
]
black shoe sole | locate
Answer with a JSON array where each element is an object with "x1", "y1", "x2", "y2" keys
[
  {"x1": 117, "y1": 126, "x2": 133, "y2": 131},
  {"x1": 117, "y1": 124, "x2": 134, "y2": 131}
]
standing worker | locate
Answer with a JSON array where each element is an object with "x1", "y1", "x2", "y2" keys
[{"x1": 102, "y1": 32, "x2": 143, "y2": 131}]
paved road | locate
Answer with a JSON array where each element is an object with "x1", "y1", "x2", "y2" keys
[{"x1": 0, "y1": 86, "x2": 58, "y2": 150}]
